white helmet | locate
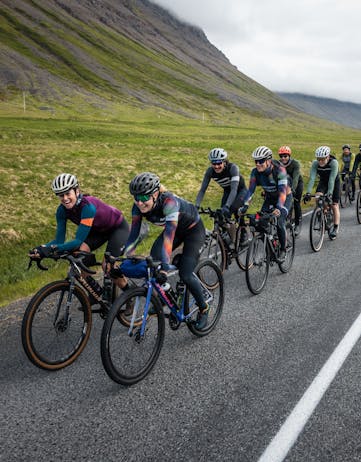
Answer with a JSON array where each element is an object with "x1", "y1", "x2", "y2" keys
[
  {"x1": 252, "y1": 146, "x2": 272, "y2": 160},
  {"x1": 315, "y1": 146, "x2": 331, "y2": 158},
  {"x1": 52, "y1": 173, "x2": 79, "y2": 194},
  {"x1": 208, "y1": 148, "x2": 227, "y2": 162}
]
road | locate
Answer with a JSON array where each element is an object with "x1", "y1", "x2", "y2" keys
[{"x1": 1, "y1": 203, "x2": 361, "y2": 462}]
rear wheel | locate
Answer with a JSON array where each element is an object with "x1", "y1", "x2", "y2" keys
[
  {"x1": 309, "y1": 207, "x2": 325, "y2": 252},
  {"x1": 245, "y1": 234, "x2": 270, "y2": 295},
  {"x1": 100, "y1": 287, "x2": 165, "y2": 386},
  {"x1": 186, "y1": 259, "x2": 224, "y2": 337},
  {"x1": 279, "y1": 223, "x2": 295, "y2": 273},
  {"x1": 21, "y1": 280, "x2": 92, "y2": 370}
]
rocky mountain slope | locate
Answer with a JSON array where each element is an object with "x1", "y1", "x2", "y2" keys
[{"x1": 0, "y1": 0, "x2": 302, "y2": 119}]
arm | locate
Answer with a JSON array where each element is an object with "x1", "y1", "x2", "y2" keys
[
  {"x1": 306, "y1": 161, "x2": 318, "y2": 194},
  {"x1": 124, "y1": 204, "x2": 142, "y2": 255},
  {"x1": 224, "y1": 164, "x2": 240, "y2": 208},
  {"x1": 291, "y1": 160, "x2": 300, "y2": 191},
  {"x1": 242, "y1": 169, "x2": 257, "y2": 205},
  {"x1": 195, "y1": 169, "x2": 212, "y2": 207},
  {"x1": 161, "y1": 196, "x2": 179, "y2": 265},
  {"x1": 276, "y1": 166, "x2": 288, "y2": 212},
  {"x1": 351, "y1": 154, "x2": 361, "y2": 176},
  {"x1": 327, "y1": 159, "x2": 339, "y2": 195}
]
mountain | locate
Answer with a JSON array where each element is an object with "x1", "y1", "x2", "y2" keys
[
  {"x1": 278, "y1": 92, "x2": 361, "y2": 129},
  {"x1": 0, "y1": 0, "x2": 303, "y2": 119}
]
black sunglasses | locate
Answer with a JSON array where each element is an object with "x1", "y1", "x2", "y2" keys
[
  {"x1": 255, "y1": 158, "x2": 267, "y2": 165},
  {"x1": 279, "y1": 154, "x2": 289, "y2": 159}
]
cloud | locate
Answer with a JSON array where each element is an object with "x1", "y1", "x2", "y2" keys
[{"x1": 152, "y1": 0, "x2": 361, "y2": 103}]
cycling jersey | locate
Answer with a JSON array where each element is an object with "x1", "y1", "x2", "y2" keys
[
  {"x1": 351, "y1": 153, "x2": 361, "y2": 176},
  {"x1": 244, "y1": 160, "x2": 291, "y2": 214},
  {"x1": 284, "y1": 158, "x2": 303, "y2": 191},
  {"x1": 48, "y1": 194, "x2": 124, "y2": 252},
  {"x1": 126, "y1": 191, "x2": 200, "y2": 265},
  {"x1": 306, "y1": 155, "x2": 339, "y2": 196},
  {"x1": 195, "y1": 162, "x2": 246, "y2": 209},
  {"x1": 341, "y1": 152, "x2": 353, "y2": 171}
]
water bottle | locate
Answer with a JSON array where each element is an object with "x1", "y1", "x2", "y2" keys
[
  {"x1": 85, "y1": 275, "x2": 103, "y2": 297},
  {"x1": 161, "y1": 282, "x2": 177, "y2": 304}
]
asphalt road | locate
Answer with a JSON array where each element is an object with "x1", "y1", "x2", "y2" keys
[{"x1": 1, "y1": 203, "x2": 361, "y2": 462}]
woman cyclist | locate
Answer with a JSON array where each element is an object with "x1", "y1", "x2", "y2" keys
[
  {"x1": 340, "y1": 144, "x2": 355, "y2": 201},
  {"x1": 304, "y1": 146, "x2": 340, "y2": 239},
  {"x1": 195, "y1": 147, "x2": 248, "y2": 244},
  {"x1": 120, "y1": 172, "x2": 209, "y2": 329},
  {"x1": 29, "y1": 173, "x2": 130, "y2": 292},
  {"x1": 278, "y1": 145, "x2": 304, "y2": 236},
  {"x1": 241, "y1": 146, "x2": 292, "y2": 262}
]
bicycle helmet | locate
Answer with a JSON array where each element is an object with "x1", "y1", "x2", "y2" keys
[
  {"x1": 51, "y1": 173, "x2": 79, "y2": 194},
  {"x1": 129, "y1": 172, "x2": 160, "y2": 196},
  {"x1": 278, "y1": 146, "x2": 292, "y2": 155},
  {"x1": 208, "y1": 148, "x2": 228, "y2": 162},
  {"x1": 315, "y1": 146, "x2": 331, "y2": 158},
  {"x1": 342, "y1": 144, "x2": 351, "y2": 150},
  {"x1": 252, "y1": 146, "x2": 272, "y2": 160}
]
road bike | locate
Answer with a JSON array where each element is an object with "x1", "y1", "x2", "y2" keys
[
  {"x1": 340, "y1": 171, "x2": 354, "y2": 208},
  {"x1": 199, "y1": 207, "x2": 251, "y2": 272},
  {"x1": 245, "y1": 211, "x2": 295, "y2": 295},
  {"x1": 22, "y1": 251, "x2": 132, "y2": 370},
  {"x1": 306, "y1": 195, "x2": 336, "y2": 252},
  {"x1": 100, "y1": 255, "x2": 224, "y2": 386},
  {"x1": 287, "y1": 196, "x2": 302, "y2": 238}
]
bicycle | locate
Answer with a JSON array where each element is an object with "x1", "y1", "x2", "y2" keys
[
  {"x1": 100, "y1": 255, "x2": 224, "y2": 386},
  {"x1": 287, "y1": 196, "x2": 302, "y2": 237},
  {"x1": 244, "y1": 211, "x2": 295, "y2": 295},
  {"x1": 306, "y1": 194, "x2": 336, "y2": 252},
  {"x1": 340, "y1": 171, "x2": 354, "y2": 208},
  {"x1": 199, "y1": 207, "x2": 251, "y2": 272},
  {"x1": 21, "y1": 251, "x2": 131, "y2": 371}
]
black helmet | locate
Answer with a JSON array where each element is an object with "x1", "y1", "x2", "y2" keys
[
  {"x1": 129, "y1": 172, "x2": 160, "y2": 196},
  {"x1": 342, "y1": 144, "x2": 351, "y2": 150}
]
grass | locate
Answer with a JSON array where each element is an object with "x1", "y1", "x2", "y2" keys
[{"x1": 1, "y1": 103, "x2": 361, "y2": 307}]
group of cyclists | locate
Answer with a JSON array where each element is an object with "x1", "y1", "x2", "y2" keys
[{"x1": 29, "y1": 143, "x2": 361, "y2": 329}]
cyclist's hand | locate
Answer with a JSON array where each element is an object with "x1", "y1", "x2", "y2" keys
[
  {"x1": 29, "y1": 245, "x2": 55, "y2": 259},
  {"x1": 221, "y1": 205, "x2": 231, "y2": 218},
  {"x1": 272, "y1": 208, "x2": 281, "y2": 217},
  {"x1": 325, "y1": 194, "x2": 333, "y2": 204},
  {"x1": 239, "y1": 204, "x2": 249, "y2": 215},
  {"x1": 108, "y1": 261, "x2": 122, "y2": 279},
  {"x1": 303, "y1": 193, "x2": 311, "y2": 204}
]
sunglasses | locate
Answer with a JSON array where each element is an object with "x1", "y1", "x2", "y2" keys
[
  {"x1": 255, "y1": 158, "x2": 268, "y2": 165},
  {"x1": 211, "y1": 160, "x2": 223, "y2": 165},
  {"x1": 134, "y1": 194, "x2": 151, "y2": 202},
  {"x1": 279, "y1": 154, "x2": 289, "y2": 159}
]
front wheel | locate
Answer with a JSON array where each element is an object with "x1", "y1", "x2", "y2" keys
[
  {"x1": 235, "y1": 225, "x2": 252, "y2": 271},
  {"x1": 21, "y1": 280, "x2": 92, "y2": 370},
  {"x1": 356, "y1": 190, "x2": 361, "y2": 224},
  {"x1": 186, "y1": 259, "x2": 224, "y2": 337},
  {"x1": 245, "y1": 234, "x2": 270, "y2": 295},
  {"x1": 340, "y1": 180, "x2": 349, "y2": 208},
  {"x1": 309, "y1": 207, "x2": 325, "y2": 252},
  {"x1": 200, "y1": 231, "x2": 227, "y2": 273},
  {"x1": 279, "y1": 223, "x2": 295, "y2": 273},
  {"x1": 100, "y1": 287, "x2": 165, "y2": 386}
]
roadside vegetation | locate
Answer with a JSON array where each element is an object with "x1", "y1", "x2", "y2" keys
[{"x1": 1, "y1": 102, "x2": 361, "y2": 306}]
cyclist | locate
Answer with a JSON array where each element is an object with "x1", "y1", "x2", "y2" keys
[
  {"x1": 29, "y1": 173, "x2": 130, "y2": 292},
  {"x1": 195, "y1": 147, "x2": 248, "y2": 245},
  {"x1": 121, "y1": 172, "x2": 209, "y2": 329},
  {"x1": 304, "y1": 146, "x2": 340, "y2": 239},
  {"x1": 241, "y1": 146, "x2": 292, "y2": 262},
  {"x1": 351, "y1": 143, "x2": 361, "y2": 187},
  {"x1": 278, "y1": 145, "x2": 304, "y2": 236},
  {"x1": 340, "y1": 144, "x2": 355, "y2": 201}
]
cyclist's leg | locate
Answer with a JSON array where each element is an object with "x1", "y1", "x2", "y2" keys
[
  {"x1": 230, "y1": 188, "x2": 248, "y2": 241},
  {"x1": 332, "y1": 179, "x2": 341, "y2": 228},
  {"x1": 277, "y1": 195, "x2": 292, "y2": 251},
  {"x1": 105, "y1": 219, "x2": 130, "y2": 290},
  {"x1": 294, "y1": 180, "x2": 304, "y2": 226}
]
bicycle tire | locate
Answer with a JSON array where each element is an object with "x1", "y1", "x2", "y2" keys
[
  {"x1": 245, "y1": 234, "x2": 270, "y2": 295},
  {"x1": 340, "y1": 180, "x2": 349, "y2": 208},
  {"x1": 279, "y1": 223, "x2": 295, "y2": 273},
  {"x1": 186, "y1": 259, "x2": 224, "y2": 337},
  {"x1": 200, "y1": 231, "x2": 227, "y2": 273},
  {"x1": 357, "y1": 190, "x2": 361, "y2": 224},
  {"x1": 309, "y1": 207, "x2": 325, "y2": 252},
  {"x1": 235, "y1": 225, "x2": 252, "y2": 271},
  {"x1": 100, "y1": 286, "x2": 165, "y2": 386},
  {"x1": 21, "y1": 280, "x2": 92, "y2": 370}
]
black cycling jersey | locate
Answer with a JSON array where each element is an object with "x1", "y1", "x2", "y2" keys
[
  {"x1": 284, "y1": 158, "x2": 303, "y2": 191},
  {"x1": 341, "y1": 152, "x2": 353, "y2": 171}
]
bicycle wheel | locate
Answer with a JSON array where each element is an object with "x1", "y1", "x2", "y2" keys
[
  {"x1": 101, "y1": 287, "x2": 165, "y2": 386},
  {"x1": 245, "y1": 234, "x2": 270, "y2": 295},
  {"x1": 279, "y1": 223, "x2": 295, "y2": 273},
  {"x1": 200, "y1": 231, "x2": 227, "y2": 273},
  {"x1": 309, "y1": 207, "x2": 325, "y2": 252},
  {"x1": 21, "y1": 280, "x2": 92, "y2": 370},
  {"x1": 357, "y1": 191, "x2": 361, "y2": 224},
  {"x1": 340, "y1": 180, "x2": 349, "y2": 208},
  {"x1": 235, "y1": 225, "x2": 252, "y2": 271},
  {"x1": 186, "y1": 259, "x2": 224, "y2": 337}
]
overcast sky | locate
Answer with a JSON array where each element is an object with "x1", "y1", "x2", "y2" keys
[{"x1": 153, "y1": 0, "x2": 361, "y2": 104}]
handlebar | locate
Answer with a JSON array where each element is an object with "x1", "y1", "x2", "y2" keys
[
  {"x1": 199, "y1": 206, "x2": 232, "y2": 224},
  {"x1": 28, "y1": 251, "x2": 100, "y2": 274}
]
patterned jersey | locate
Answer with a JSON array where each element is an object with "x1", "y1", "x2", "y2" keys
[
  {"x1": 126, "y1": 191, "x2": 200, "y2": 264},
  {"x1": 306, "y1": 155, "x2": 339, "y2": 195},
  {"x1": 341, "y1": 152, "x2": 353, "y2": 171},
  {"x1": 195, "y1": 162, "x2": 246, "y2": 208},
  {"x1": 48, "y1": 194, "x2": 124, "y2": 252}
]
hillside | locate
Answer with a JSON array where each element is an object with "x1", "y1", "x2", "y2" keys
[
  {"x1": 278, "y1": 92, "x2": 361, "y2": 130},
  {"x1": 0, "y1": 0, "x2": 303, "y2": 119}
]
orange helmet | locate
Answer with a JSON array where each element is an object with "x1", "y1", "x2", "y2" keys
[{"x1": 278, "y1": 146, "x2": 292, "y2": 155}]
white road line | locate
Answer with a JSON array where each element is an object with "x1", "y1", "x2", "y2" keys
[{"x1": 258, "y1": 310, "x2": 361, "y2": 462}]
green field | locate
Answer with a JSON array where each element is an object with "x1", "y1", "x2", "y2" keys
[{"x1": 1, "y1": 104, "x2": 360, "y2": 306}]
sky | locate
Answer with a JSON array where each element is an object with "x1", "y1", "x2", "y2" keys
[{"x1": 153, "y1": 0, "x2": 361, "y2": 104}]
